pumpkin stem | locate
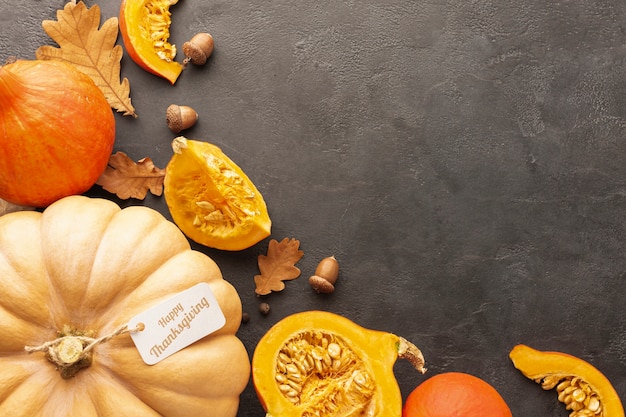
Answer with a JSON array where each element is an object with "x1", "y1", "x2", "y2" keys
[
  {"x1": 398, "y1": 337, "x2": 427, "y2": 374},
  {"x1": 24, "y1": 323, "x2": 144, "y2": 379},
  {"x1": 56, "y1": 337, "x2": 86, "y2": 365},
  {"x1": 49, "y1": 336, "x2": 94, "y2": 379}
]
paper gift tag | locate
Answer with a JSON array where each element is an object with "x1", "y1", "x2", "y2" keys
[{"x1": 128, "y1": 282, "x2": 226, "y2": 365}]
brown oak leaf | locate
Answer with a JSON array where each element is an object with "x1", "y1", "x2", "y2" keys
[
  {"x1": 254, "y1": 238, "x2": 304, "y2": 295},
  {"x1": 36, "y1": 1, "x2": 136, "y2": 117},
  {"x1": 96, "y1": 152, "x2": 165, "y2": 200}
]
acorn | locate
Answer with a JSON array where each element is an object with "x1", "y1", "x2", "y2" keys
[
  {"x1": 309, "y1": 256, "x2": 339, "y2": 294},
  {"x1": 166, "y1": 104, "x2": 198, "y2": 133},
  {"x1": 259, "y1": 302, "x2": 271, "y2": 315},
  {"x1": 183, "y1": 33, "x2": 214, "y2": 66}
]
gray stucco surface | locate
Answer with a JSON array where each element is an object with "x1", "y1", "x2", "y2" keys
[{"x1": 2, "y1": 0, "x2": 625, "y2": 415}]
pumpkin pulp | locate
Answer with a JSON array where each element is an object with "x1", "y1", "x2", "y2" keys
[
  {"x1": 164, "y1": 137, "x2": 271, "y2": 251},
  {"x1": 119, "y1": 0, "x2": 183, "y2": 84},
  {"x1": 510, "y1": 344, "x2": 624, "y2": 417},
  {"x1": 252, "y1": 311, "x2": 426, "y2": 417}
]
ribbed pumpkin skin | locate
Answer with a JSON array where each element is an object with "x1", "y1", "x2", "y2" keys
[{"x1": 0, "y1": 195, "x2": 250, "y2": 417}]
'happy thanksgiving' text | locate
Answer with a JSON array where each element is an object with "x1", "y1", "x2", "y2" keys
[{"x1": 150, "y1": 297, "x2": 211, "y2": 358}]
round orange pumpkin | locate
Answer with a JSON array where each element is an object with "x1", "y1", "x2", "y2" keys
[
  {"x1": 0, "y1": 195, "x2": 250, "y2": 416},
  {"x1": 0, "y1": 59, "x2": 115, "y2": 207},
  {"x1": 403, "y1": 372, "x2": 512, "y2": 417}
]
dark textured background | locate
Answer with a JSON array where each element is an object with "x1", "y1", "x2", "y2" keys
[{"x1": 2, "y1": 0, "x2": 625, "y2": 415}]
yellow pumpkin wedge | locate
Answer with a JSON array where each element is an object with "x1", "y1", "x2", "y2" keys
[
  {"x1": 252, "y1": 311, "x2": 427, "y2": 416},
  {"x1": 119, "y1": 0, "x2": 183, "y2": 84},
  {"x1": 0, "y1": 195, "x2": 250, "y2": 417},
  {"x1": 164, "y1": 136, "x2": 272, "y2": 251},
  {"x1": 510, "y1": 344, "x2": 624, "y2": 417}
]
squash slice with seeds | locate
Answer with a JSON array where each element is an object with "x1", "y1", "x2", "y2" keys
[{"x1": 510, "y1": 344, "x2": 624, "y2": 417}]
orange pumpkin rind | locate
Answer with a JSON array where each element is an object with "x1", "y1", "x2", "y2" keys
[{"x1": 510, "y1": 344, "x2": 624, "y2": 417}]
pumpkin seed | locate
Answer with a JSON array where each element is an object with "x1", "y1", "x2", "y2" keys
[
  {"x1": 542, "y1": 375, "x2": 603, "y2": 417},
  {"x1": 274, "y1": 330, "x2": 375, "y2": 416}
]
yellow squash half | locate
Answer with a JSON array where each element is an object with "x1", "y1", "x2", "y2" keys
[{"x1": 252, "y1": 311, "x2": 426, "y2": 416}]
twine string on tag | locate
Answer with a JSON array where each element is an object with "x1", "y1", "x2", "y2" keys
[{"x1": 24, "y1": 323, "x2": 144, "y2": 353}]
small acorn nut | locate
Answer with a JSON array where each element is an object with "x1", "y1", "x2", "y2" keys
[
  {"x1": 309, "y1": 256, "x2": 339, "y2": 294},
  {"x1": 183, "y1": 32, "x2": 214, "y2": 66},
  {"x1": 259, "y1": 302, "x2": 271, "y2": 315},
  {"x1": 166, "y1": 104, "x2": 198, "y2": 133}
]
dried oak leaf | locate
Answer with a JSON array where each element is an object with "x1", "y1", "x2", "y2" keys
[
  {"x1": 254, "y1": 238, "x2": 304, "y2": 295},
  {"x1": 36, "y1": 1, "x2": 136, "y2": 117},
  {"x1": 96, "y1": 152, "x2": 165, "y2": 200}
]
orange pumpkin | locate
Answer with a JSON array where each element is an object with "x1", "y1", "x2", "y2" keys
[
  {"x1": 403, "y1": 372, "x2": 513, "y2": 417},
  {"x1": 0, "y1": 59, "x2": 115, "y2": 207},
  {"x1": 0, "y1": 195, "x2": 250, "y2": 416}
]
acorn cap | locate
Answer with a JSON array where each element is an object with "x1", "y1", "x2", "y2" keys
[{"x1": 309, "y1": 275, "x2": 335, "y2": 293}]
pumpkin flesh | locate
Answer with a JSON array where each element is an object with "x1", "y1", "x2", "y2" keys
[{"x1": 0, "y1": 196, "x2": 250, "y2": 417}]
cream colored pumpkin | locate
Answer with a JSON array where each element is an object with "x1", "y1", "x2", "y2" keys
[{"x1": 0, "y1": 195, "x2": 250, "y2": 417}]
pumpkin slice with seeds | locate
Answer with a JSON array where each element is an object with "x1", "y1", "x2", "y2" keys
[
  {"x1": 164, "y1": 136, "x2": 271, "y2": 251},
  {"x1": 119, "y1": 0, "x2": 183, "y2": 84},
  {"x1": 510, "y1": 344, "x2": 624, "y2": 417}
]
